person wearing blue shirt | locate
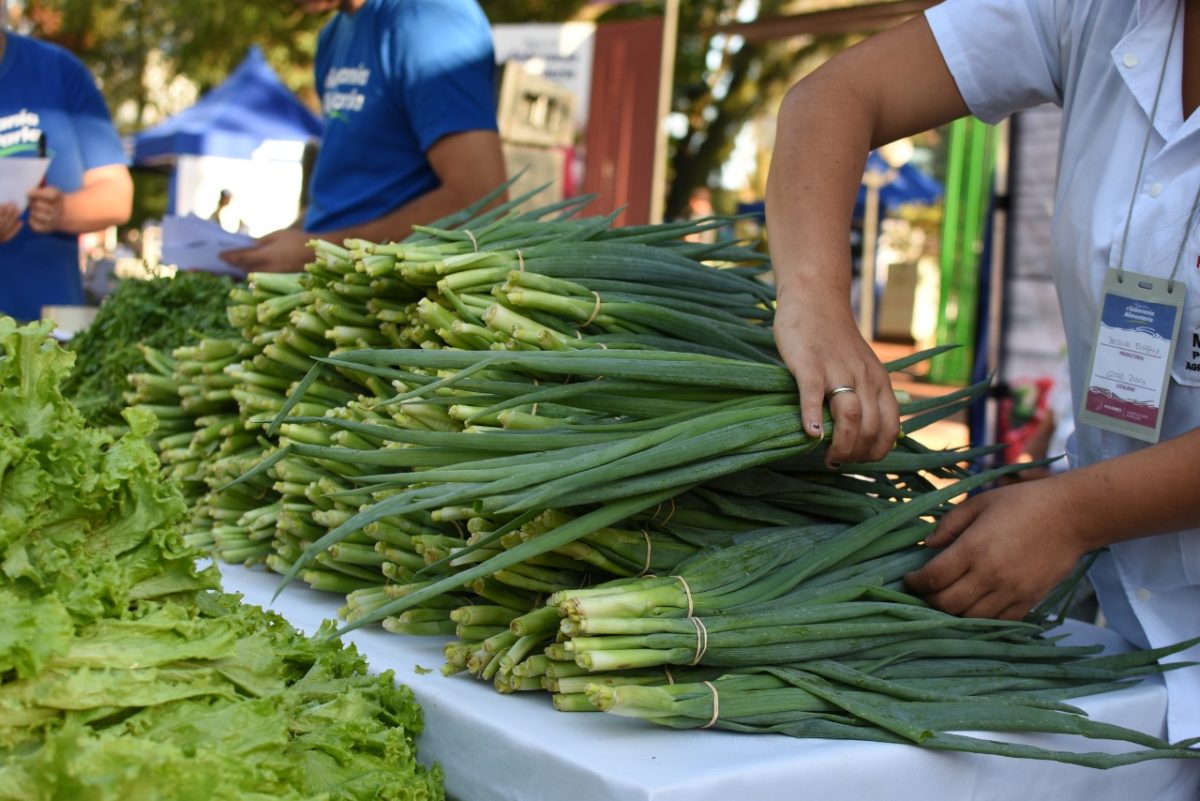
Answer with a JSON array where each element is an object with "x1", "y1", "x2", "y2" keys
[
  {"x1": 0, "y1": 30, "x2": 132, "y2": 322},
  {"x1": 222, "y1": 0, "x2": 506, "y2": 273}
]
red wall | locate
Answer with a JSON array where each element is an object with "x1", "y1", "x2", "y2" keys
[{"x1": 582, "y1": 18, "x2": 663, "y2": 227}]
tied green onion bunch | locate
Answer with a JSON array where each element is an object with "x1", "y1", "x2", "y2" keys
[
  {"x1": 541, "y1": 471, "x2": 1200, "y2": 768},
  {"x1": 210, "y1": 186, "x2": 1200, "y2": 770},
  {"x1": 211, "y1": 186, "x2": 982, "y2": 656},
  {"x1": 250, "y1": 344, "x2": 973, "y2": 631},
  {"x1": 205, "y1": 184, "x2": 779, "y2": 593}
]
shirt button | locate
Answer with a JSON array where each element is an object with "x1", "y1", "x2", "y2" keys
[
  {"x1": 1136, "y1": 587, "x2": 1152, "y2": 602},
  {"x1": 1123, "y1": 53, "x2": 1139, "y2": 68},
  {"x1": 1148, "y1": 182, "x2": 1163, "y2": 197}
]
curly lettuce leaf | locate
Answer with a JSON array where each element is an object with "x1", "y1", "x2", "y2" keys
[
  {"x1": 0, "y1": 319, "x2": 211, "y2": 619},
  {"x1": 0, "y1": 590, "x2": 74, "y2": 679}
]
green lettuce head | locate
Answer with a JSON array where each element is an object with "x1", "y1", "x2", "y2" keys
[{"x1": 0, "y1": 317, "x2": 215, "y2": 621}]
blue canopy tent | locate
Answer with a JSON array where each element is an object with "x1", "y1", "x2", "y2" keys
[
  {"x1": 735, "y1": 151, "x2": 942, "y2": 222},
  {"x1": 132, "y1": 47, "x2": 322, "y2": 233},
  {"x1": 853, "y1": 151, "x2": 943, "y2": 340},
  {"x1": 852, "y1": 150, "x2": 943, "y2": 219},
  {"x1": 133, "y1": 46, "x2": 322, "y2": 166}
]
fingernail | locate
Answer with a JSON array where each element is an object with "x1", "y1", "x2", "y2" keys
[
  {"x1": 829, "y1": 461, "x2": 842, "y2": 469},
  {"x1": 808, "y1": 422, "x2": 822, "y2": 434}
]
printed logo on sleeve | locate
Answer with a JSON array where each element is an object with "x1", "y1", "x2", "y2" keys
[{"x1": 0, "y1": 109, "x2": 43, "y2": 157}]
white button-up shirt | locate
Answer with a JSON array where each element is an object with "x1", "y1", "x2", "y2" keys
[{"x1": 927, "y1": 0, "x2": 1200, "y2": 741}]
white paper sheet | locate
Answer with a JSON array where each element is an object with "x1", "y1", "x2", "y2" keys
[
  {"x1": 0, "y1": 158, "x2": 50, "y2": 212},
  {"x1": 160, "y1": 214, "x2": 255, "y2": 276},
  {"x1": 216, "y1": 562, "x2": 1200, "y2": 801}
]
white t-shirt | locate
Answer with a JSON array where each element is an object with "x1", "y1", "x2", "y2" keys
[{"x1": 927, "y1": 0, "x2": 1200, "y2": 741}]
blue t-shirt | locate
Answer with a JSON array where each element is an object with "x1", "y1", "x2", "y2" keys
[
  {"x1": 304, "y1": 0, "x2": 498, "y2": 233},
  {"x1": 0, "y1": 34, "x2": 127, "y2": 322}
]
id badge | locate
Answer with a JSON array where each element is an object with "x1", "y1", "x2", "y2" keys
[{"x1": 1079, "y1": 268, "x2": 1185, "y2": 443}]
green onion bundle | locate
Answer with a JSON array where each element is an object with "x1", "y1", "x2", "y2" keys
[
  {"x1": 205, "y1": 188, "x2": 780, "y2": 596},
  {"x1": 211, "y1": 189, "x2": 980, "y2": 635},
  {"x1": 586, "y1": 652, "x2": 1200, "y2": 769},
  {"x1": 243, "y1": 343, "x2": 973, "y2": 634},
  {"x1": 493, "y1": 472, "x2": 1198, "y2": 767},
  {"x1": 195, "y1": 188, "x2": 1200, "y2": 769}
]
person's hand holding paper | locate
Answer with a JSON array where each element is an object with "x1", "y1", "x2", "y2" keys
[
  {"x1": 0, "y1": 157, "x2": 49, "y2": 213},
  {"x1": 220, "y1": 228, "x2": 314, "y2": 274},
  {"x1": 0, "y1": 156, "x2": 54, "y2": 242},
  {"x1": 26, "y1": 185, "x2": 65, "y2": 233},
  {"x1": 161, "y1": 214, "x2": 255, "y2": 276}
]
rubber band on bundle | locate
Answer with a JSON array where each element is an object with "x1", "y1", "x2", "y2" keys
[
  {"x1": 582, "y1": 291, "x2": 603, "y2": 326},
  {"x1": 701, "y1": 681, "x2": 720, "y2": 728},
  {"x1": 673, "y1": 575, "x2": 695, "y2": 617},
  {"x1": 637, "y1": 528, "x2": 654, "y2": 576},
  {"x1": 652, "y1": 496, "x2": 681, "y2": 527},
  {"x1": 690, "y1": 617, "x2": 709, "y2": 666}
]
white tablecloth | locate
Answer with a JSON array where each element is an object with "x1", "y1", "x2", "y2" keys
[{"x1": 216, "y1": 562, "x2": 1200, "y2": 801}]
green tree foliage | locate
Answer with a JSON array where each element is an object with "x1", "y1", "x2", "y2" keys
[
  {"x1": 128, "y1": 168, "x2": 168, "y2": 231},
  {"x1": 657, "y1": 2, "x2": 831, "y2": 220},
  {"x1": 482, "y1": 0, "x2": 587, "y2": 20},
  {"x1": 21, "y1": 0, "x2": 327, "y2": 132}
]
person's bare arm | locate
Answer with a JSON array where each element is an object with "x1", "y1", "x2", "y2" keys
[
  {"x1": 330, "y1": 129, "x2": 508, "y2": 243},
  {"x1": 222, "y1": 130, "x2": 507, "y2": 273},
  {"x1": 766, "y1": 15, "x2": 968, "y2": 467},
  {"x1": 906, "y1": 427, "x2": 1200, "y2": 620},
  {"x1": 26, "y1": 164, "x2": 133, "y2": 235}
]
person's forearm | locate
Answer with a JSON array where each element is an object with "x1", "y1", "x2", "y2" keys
[
  {"x1": 766, "y1": 17, "x2": 968, "y2": 302},
  {"x1": 58, "y1": 173, "x2": 133, "y2": 234},
  {"x1": 314, "y1": 130, "x2": 506, "y2": 247},
  {"x1": 1057, "y1": 427, "x2": 1200, "y2": 551},
  {"x1": 766, "y1": 73, "x2": 874, "y2": 306}
]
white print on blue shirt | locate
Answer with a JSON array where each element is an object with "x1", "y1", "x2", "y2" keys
[
  {"x1": 0, "y1": 108, "x2": 43, "y2": 154},
  {"x1": 323, "y1": 65, "x2": 371, "y2": 115}
]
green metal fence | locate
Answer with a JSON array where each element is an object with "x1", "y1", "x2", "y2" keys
[{"x1": 929, "y1": 117, "x2": 998, "y2": 385}]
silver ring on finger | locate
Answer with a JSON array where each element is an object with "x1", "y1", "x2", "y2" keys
[{"x1": 826, "y1": 385, "x2": 856, "y2": 401}]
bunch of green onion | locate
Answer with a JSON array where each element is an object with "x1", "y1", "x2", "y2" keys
[
  {"x1": 193, "y1": 186, "x2": 1200, "y2": 768},
  {"x1": 586, "y1": 652, "x2": 1200, "y2": 769},
  {"x1": 207, "y1": 185, "x2": 780, "y2": 596}
]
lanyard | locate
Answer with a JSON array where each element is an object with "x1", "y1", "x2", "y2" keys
[
  {"x1": 1078, "y1": 1, "x2": 1194, "y2": 444},
  {"x1": 1112, "y1": 0, "x2": 1199, "y2": 292}
]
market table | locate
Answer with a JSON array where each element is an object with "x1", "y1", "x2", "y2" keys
[{"x1": 216, "y1": 562, "x2": 1200, "y2": 801}]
